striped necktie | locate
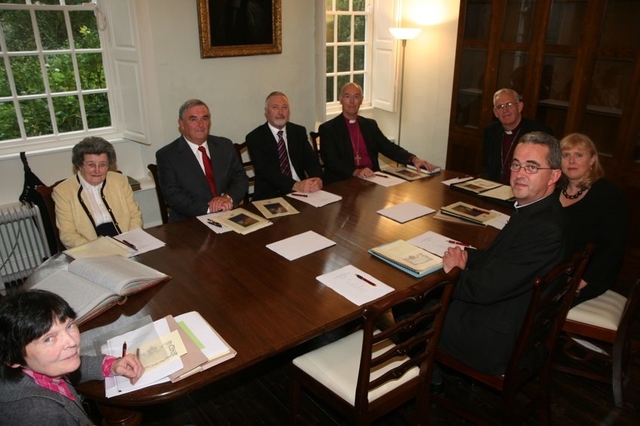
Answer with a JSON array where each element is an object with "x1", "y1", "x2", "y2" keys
[{"x1": 277, "y1": 130, "x2": 292, "y2": 177}]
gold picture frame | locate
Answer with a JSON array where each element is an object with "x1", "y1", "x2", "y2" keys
[{"x1": 197, "y1": 0, "x2": 282, "y2": 58}]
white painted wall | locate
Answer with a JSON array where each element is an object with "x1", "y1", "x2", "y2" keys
[{"x1": 0, "y1": 0, "x2": 460, "y2": 227}]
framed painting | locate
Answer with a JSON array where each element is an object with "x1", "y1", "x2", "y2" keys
[{"x1": 197, "y1": 0, "x2": 282, "y2": 58}]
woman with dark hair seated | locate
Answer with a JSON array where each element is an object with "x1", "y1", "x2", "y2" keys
[
  {"x1": 53, "y1": 137, "x2": 143, "y2": 248},
  {"x1": 0, "y1": 290, "x2": 144, "y2": 425},
  {"x1": 558, "y1": 133, "x2": 627, "y2": 306}
]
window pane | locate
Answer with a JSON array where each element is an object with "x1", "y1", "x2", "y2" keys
[
  {"x1": 587, "y1": 59, "x2": 631, "y2": 110},
  {"x1": 546, "y1": 0, "x2": 587, "y2": 46},
  {"x1": 0, "y1": 63, "x2": 9, "y2": 96},
  {"x1": 70, "y1": 11, "x2": 101, "y2": 49},
  {"x1": 326, "y1": 46, "x2": 334, "y2": 72},
  {"x1": 46, "y1": 54, "x2": 75, "y2": 92},
  {"x1": 85, "y1": 92, "x2": 111, "y2": 129},
  {"x1": 35, "y1": 0, "x2": 61, "y2": 5},
  {"x1": 52, "y1": 95, "x2": 81, "y2": 133},
  {"x1": 36, "y1": 10, "x2": 69, "y2": 51},
  {"x1": 11, "y1": 56, "x2": 45, "y2": 95},
  {"x1": 540, "y1": 54, "x2": 575, "y2": 102},
  {"x1": 337, "y1": 45, "x2": 351, "y2": 72},
  {"x1": 326, "y1": 15, "x2": 335, "y2": 43},
  {"x1": 464, "y1": 0, "x2": 492, "y2": 41},
  {"x1": 353, "y1": 45, "x2": 364, "y2": 71},
  {"x1": 78, "y1": 53, "x2": 106, "y2": 90},
  {"x1": 353, "y1": 0, "x2": 365, "y2": 12},
  {"x1": 353, "y1": 73, "x2": 364, "y2": 92},
  {"x1": 0, "y1": 102, "x2": 20, "y2": 140},
  {"x1": 0, "y1": 10, "x2": 36, "y2": 51},
  {"x1": 496, "y1": 51, "x2": 529, "y2": 95},
  {"x1": 337, "y1": 15, "x2": 351, "y2": 42},
  {"x1": 336, "y1": 0, "x2": 349, "y2": 12},
  {"x1": 599, "y1": 0, "x2": 640, "y2": 50},
  {"x1": 353, "y1": 15, "x2": 365, "y2": 41},
  {"x1": 502, "y1": 0, "x2": 535, "y2": 43},
  {"x1": 455, "y1": 47, "x2": 486, "y2": 128},
  {"x1": 20, "y1": 98, "x2": 52, "y2": 137},
  {"x1": 337, "y1": 75, "x2": 350, "y2": 93},
  {"x1": 66, "y1": 0, "x2": 88, "y2": 5},
  {"x1": 326, "y1": 76, "x2": 335, "y2": 103}
]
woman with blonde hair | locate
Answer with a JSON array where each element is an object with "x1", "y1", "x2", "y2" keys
[{"x1": 558, "y1": 133, "x2": 627, "y2": 305}]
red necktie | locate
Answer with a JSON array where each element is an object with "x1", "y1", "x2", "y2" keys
[
  {"x1": 277, "y1": 130, "x2": 292, "y2": 177},
  {"x1": 198, "y1": 146, "x2": 217, "y2": 196}
]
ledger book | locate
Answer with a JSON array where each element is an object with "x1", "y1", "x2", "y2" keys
[{"x1": 30, "y1": 255, "x2": 171, "y2": 324}]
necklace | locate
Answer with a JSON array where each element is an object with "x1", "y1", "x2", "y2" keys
[{"x1": 562, "y1": 185, "x2": 589, "y2": 199}]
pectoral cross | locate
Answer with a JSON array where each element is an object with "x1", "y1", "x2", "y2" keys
[{"x1": 354, "y1": 153, "x2": 361, "y2": 165}]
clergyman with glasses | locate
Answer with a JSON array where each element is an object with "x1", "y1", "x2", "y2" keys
[
  {"x1": 53, "y1": 137, "x2": 142, "y2": 248},
  {"x1": 432, "y1": 131, "x2": 566, "y2": 376},
  {"x1": 481, "y1": 88, "x2": 553, "y2": 184}
]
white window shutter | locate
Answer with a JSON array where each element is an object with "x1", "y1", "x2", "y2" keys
[
  {"x1": 371, "y1": 0, "x2": 398, "y2": 112},
  {"x1": 101, "y1": 0, "x2": 149, "y2": 144}
]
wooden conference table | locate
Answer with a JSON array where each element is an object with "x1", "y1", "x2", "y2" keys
[{"x1": 76, "y1": 170, "x2": 510, "y2": 425}]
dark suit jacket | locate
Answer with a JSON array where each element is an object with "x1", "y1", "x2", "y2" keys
[
  {"x1": 438, "y1": 193, "x2": 566, "y2": 375},
  {"x1": 156, "y1": 135, "x2": 248, "y2": 222},
  {"x1": 246, "y1": 122, "x2": 322, "y2": 200},
  {"x1": 481, "y1": 118, "x2": 553, "y2": 181},
  {"x1": 318, "y1": 114, "x2": 414, "y2": 184}
]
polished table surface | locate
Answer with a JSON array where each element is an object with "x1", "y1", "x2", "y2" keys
[{"x1": 76, "y1": 171, "x2": 510, "y2": 420}]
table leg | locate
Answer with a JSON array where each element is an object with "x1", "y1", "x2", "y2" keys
[{"x1": 97, "y1": 404, "x2": 143, "y2": 426}]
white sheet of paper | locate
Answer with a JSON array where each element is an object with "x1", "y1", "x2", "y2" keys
[
  {"x1": 377, "y1": 201, "x2": 435, "y2": 223},
  {"x1": 488, "y1": 211, "x2": 510, "y2": 230},
  {"x1": 196, "y1": 212, "x2": 233, "y2": 234},
  {"x1": 441, "y1": 176, "x2": 474, "y2": 187},
  {"x1": 316, "y1": 265, "x2": 394, "y2": 306},
  {"x1": 363, "y1": 172, "x2": 406, "y2": 187},
  {"x1": 286, "y1": 190, "x2": 342, "y2": 207},
  {"x1": 113, "y1": 228, "x2": 166, "y2": 255},
  {"x1": 266, "y1": 230, "x2": 336, "y2": 261},
  {"x1": 407, "y1": 230, "x2": 474, "y2": 257}
]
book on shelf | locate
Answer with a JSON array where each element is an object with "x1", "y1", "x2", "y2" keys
[
  {"x1": 382, "y1": 165, "x2": 441, "y2": 181},
  {"x1": 450, "y1": 177, "x2": 515, "y2": 204},
  {"x1": 214, "y1": 207, "x2": 273, "y2": 235},
  {"x1": 29, "y1": 255, "x2": 171, "y2": 325},
  {"x1": 369, "y1": 239, "x2": 443, "y2": 278},
  {"x1": 440, "y1": 201, "x2": 502, "y2": 226}
]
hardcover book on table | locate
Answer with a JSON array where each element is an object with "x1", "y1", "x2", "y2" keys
[{"x1": 369, "y1": 239, "x2": 443, "y2": 278}]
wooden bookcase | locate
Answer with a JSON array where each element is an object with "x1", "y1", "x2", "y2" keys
[{"x1": 446, "y1": 0, "x2": 640, "y2": 283}]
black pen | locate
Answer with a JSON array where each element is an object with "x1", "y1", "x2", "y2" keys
[
  {"x1": 121, "y1": 239, "x2": 137, "y2": 251},
  {"x1": 356, "y1": 274, "x2": 377, "y2": 287},
  {"x1": 290, "y1": 193, "x2": 308, "y2": 198},
  {"x1": 207, "y1": 218, "x2": 222, "y2": 227},
  {"x1": 374, "y1": 173, "x2": 388, "y2": 178}
]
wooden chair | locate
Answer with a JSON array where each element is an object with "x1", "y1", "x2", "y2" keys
[
  {"x1": 309, "y1": 131, "x2": 323, "y2": 169},
  {"x1": 290, "y1": 268, "x2": 460, "y2": 425},
  {"x1": 36, "y1": 180, "x2": 65, "y2": 254},
  {"x1": 233, "y1": 141, "x2": 254, "y2": 204},
  {"x1": 554, "y1": 278, "x2": 640, "y2": 408},
  {"x1": 432, "y1": 244, "x2": 594, "y2": 425},
  {"x1": 147, "y1": 164, "x2": 169, "y2": 224}
]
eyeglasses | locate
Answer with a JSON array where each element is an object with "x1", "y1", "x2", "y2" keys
[
  {"x1": 83, "y1": 162, "x2": 109, "y2": 170},
  {"x1": 494, "y1": 101, "x2": 519, "y2": 110},
  {"x1": 509, "y1": 161, "x2": 556, "y2": 174}
]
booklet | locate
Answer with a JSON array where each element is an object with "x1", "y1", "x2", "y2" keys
[
  {"x1": 29, "y1": 256, "x2": 171, "y2": 325},
  {"x1": 440, "y1": 201, "x2": 502, "y2": 226},
  {"x1": 252, "y1": 197, "x2": 299, "y2": 218},
  {"x1": 213, "y1": 208, "x2": 273, "y2": 235},
  {"x1": 369, "y1": 239, "x2": 443, "y2": 278},
  {"x1": 64, "y1": 236, "x2": 136, "y2": 259},
  {"x1": 382, "y1": 165, "x2": 441, "y2": 180},
  {"x1": 450, "y1": 177, "x2": 516, "y2": 204}
]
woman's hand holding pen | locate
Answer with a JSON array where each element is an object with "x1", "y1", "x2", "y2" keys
[{"x1": 112, "y1": 353, "x2": 145, "y2": 385}]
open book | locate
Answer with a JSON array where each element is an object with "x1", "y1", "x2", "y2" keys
[
  {"x1": 30, "y1": 256, "x2": 171, "y2": 325},
  {"x1": 440, "y1": 201, "x2": 502, "y2": 226},
  {"x1": 369, "y1": 239, "x2": 443, "y2": 278}
]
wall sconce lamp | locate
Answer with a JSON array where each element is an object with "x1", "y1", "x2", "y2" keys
[{"x1": 389, "y1": 27, "x2": 421, "y2": 146}]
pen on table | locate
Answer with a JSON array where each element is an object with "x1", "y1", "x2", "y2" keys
[
  {"x1": 447, "y1": 239, "x2": 471, "y2": 247},
  {"x1": 121, "y1": 239, "x2": 137, "y2": 251},
  {"x1": 207, "y1": 218, "x2": 222, "y2": 227},
  {"x1": 290, "y1": 193, "x2": 308, "y2": 198},
  {"x1": 355, "y1": 274, "x2": 377, "y2": 287},
  {"x1": 374, "y1": 173, "x2": 388, "y2": 178},
  {"x1": 122, "y1": 342, "x2": 127, "y2": 358}
]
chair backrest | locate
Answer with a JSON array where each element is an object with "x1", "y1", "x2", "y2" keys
[
  {"x1": 309, "y1": 131, "x2": 323, "y2": 169},
  {"x1": 234, "y1": 142, "x2": 254, "y2": 204},
  {"x1": 354, "y1": 268, "x2": 460, "y2": 409},
  {"x1": 614, "y1": 278, "x2": 640, "y2": 357},
  {"x1": 504, "y1": 243, "x2": 594, "y2": 389},
  {"x1": 147, "y1": 164, "x2": 169, "y2": 225},
  {"x1": 36, "y1": 180, "x2": 65, "y2": 254}
]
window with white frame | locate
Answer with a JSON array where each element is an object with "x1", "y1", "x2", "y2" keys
[
  {"x1": 0, "y1": 0, "x2": 147, "y2": 157},
  {"x1": 325, "y1": 0, "x2": 372, "y2": 112}
]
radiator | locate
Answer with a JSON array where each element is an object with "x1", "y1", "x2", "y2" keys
[{"x1": 0, "y1": 204, "x2": 51, "y2": 287}]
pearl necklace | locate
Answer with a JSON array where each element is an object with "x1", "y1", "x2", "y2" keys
[{"x1": 562, "y1": 185, "x2": 589, "y2": 200}]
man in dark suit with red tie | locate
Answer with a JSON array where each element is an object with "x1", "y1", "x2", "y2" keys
[
  {"x1": 156, "y1": 99, "x2": 248, "y2": 222},
  {"x1": 246, "y1": 91, "x2": 323, "y2": 200}
]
